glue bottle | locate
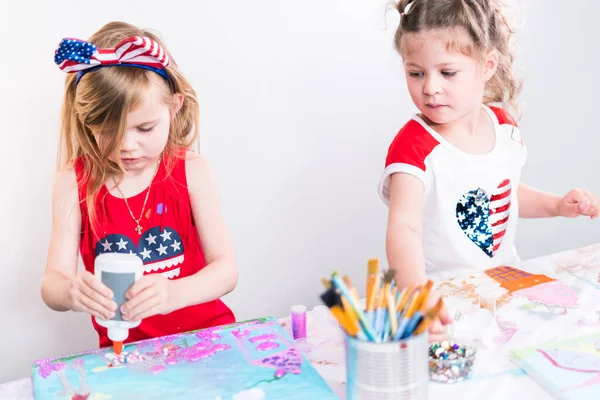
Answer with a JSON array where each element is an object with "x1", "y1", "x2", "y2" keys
[{"x1": 94, "y1": 253, "x2": 144, "y2": 354}]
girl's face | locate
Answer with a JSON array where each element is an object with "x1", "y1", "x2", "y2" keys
[
  {"x1": 95, "y1": 74, "x2": 182, "y2": 173},
  {"x1": 401, "y1": 28, "x2": 496, "y2": 125}
]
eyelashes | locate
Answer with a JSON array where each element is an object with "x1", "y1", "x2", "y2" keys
[
  {"x1": 137, "y1": 126, "x2": 155, "y2": 133},
  {"x1": 408, "y1": 71, "x2": 458, "y2": 78}
]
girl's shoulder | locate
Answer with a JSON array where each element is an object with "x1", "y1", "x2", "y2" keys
[
  {"x1": 486, "y1": 105, "x2": 518, "y2": 127},
  {"x1": 182, "y1": 150, "x2": 217, "y2": 194},
  {"x1": 163, "y1": 149, "x2": 214, "y2": 193},
  {"x1": 385, "y1": 117, "x2": 441, "y2": 170},
  {"x1": 52, "y1": 163, "x2": 79, "y2": 205}
]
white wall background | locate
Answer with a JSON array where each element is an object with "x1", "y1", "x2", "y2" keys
[{"x1": 0, "y1": 0, "x2": 598, "y2": 384}]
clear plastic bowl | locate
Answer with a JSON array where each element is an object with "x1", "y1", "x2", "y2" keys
[{"x1": 428, "y1": 342, "x2": 477, "y2": 384}]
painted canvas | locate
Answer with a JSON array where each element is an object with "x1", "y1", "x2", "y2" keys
[
  {"x1": 510, "y1": 333, "x2": 600, "y2": 400},
  {"x1": 437, "y1": 265, "x2": 580, "y2": 347},
  {"x1": 32, "y1": 317, "x2": 339, "y2": 400}
]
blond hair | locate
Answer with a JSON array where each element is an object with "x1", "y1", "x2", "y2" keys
[
  {"x1": 394, "y1": 0, "x2": 522, "y2": 114},
  {"x1": 58, "y1": 21, "x2": 199, "y2": 237}
]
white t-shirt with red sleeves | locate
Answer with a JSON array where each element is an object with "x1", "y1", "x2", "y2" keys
[{"x1": 378, "y1": 105, "x2": 527, "y2": 281}]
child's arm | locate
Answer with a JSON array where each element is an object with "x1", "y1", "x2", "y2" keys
[
  {"x1": 387, "y1": 172, "x2": 451, "y2": 341},
  {"x1": 518, "y1": 183, "x2": 598, "y2": 219},
  {"x1": 176, "y1": 153, "x2": 239, "y2": 304},
  {"x1": 41, "y1": 167, "x2": 117, "y2": 320},
  {"x1": 122, "y1": 153, "x2": 238, "y2": 321},
  {"x1": 386, "y1": 173, "x2": 427, "y2": 288}
]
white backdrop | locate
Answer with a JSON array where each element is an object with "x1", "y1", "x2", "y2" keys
[{"x1": 0, "y1": 0, "x2": 598, "y2": 383}]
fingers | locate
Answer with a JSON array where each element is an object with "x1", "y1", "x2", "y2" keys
[
  {"x1": 71, "y1": 289, "x2": 114, "y2": 320},
  {"x1": 573, "y1": 188, "x2": 592, "y2": 214},
  {"x1": 69, "y1": 277, "x2": 116, "y2": 319},
  {"x1": 438, "y1": 304, "x2": 453, "y2": 325},
  {"x1": 570, "y1": 188, "x2": 587, "y2": 201},
  {"x1": 581, "y1": 189, "x2": 599, "y2": 219},
  {"x1": 429, "y1": 332, "x2": 449, "y2": 343},
  {"x1": 81, "y1": 296, "x2": 112, "y2": 320},
  {"x1": 79, "y1": 283, "x2": 117, "y2": 316},
  {"x1": 80, "y1": 273, "x2": 117, "y2": 313},
  {"x1": 126, "y1": 276, "x2": 155, "y2": 299},
  {"x1": 125, "y1": 295, "x2": 162, "y2": 322},
  {"x1": 567, "y1": 202, "x2": 583, "y2": 217},
  {"x1": 122, "y1": 287, "x2": 157, "y2": 320},
  {"x1": 428, "y1": 324, "x2": 449, "y2": 342},
  {"x1": 81, "y1": 271, "x2": 113, "y2": 299},
  {"x1": 565, "y1": 188, "x2": 599, "y2": 218}
]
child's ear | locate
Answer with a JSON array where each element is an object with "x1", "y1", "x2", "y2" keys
[
  {"x1": 170, "y1": 93, "x2": 184, "y2": 118},
  {"x1": 482, "y1": 49, "x2": 498, "y2": 82}
]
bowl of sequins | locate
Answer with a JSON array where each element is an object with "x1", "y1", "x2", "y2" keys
[{"x1": 428, "y1": 341, "x2": 476, "y2": 384}]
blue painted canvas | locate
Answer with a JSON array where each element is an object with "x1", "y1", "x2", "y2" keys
[
  {"x1": 510, "y1": 333, "x2": 600, "y2": 400},
  {"x1": 32, "y1": 317, "x2": 339, "y2": 399}
]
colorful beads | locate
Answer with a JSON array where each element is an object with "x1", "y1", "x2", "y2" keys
[
  {"x1": 104, "y1": 350, "x2": 147, "y2": 367},
  {"x1": 428, "y1": 341, "x2": 476, "y2": 384}
]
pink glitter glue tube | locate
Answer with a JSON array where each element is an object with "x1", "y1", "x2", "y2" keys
[{"x1": 290, "y1": 305, "x2": 307, "y2": 340}]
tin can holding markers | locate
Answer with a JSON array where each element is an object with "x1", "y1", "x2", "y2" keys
[{"x1": 345, "y1": 332, "x2": 429, "y2": 400}]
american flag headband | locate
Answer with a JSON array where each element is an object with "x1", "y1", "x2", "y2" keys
[{"x1": 54, "y1": 36, "x2": 171, "y2": 86}]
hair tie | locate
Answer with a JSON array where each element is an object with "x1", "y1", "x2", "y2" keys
[{"x1": 400, "y1": 1, "x2": 415, "y2": 20}]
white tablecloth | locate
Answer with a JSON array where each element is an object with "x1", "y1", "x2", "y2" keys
[{"x1": 3, "y1": 243, "x2": 600, "y2": 399}]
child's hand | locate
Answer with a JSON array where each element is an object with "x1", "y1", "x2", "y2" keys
[
  {"x1": 422, "y1": 289, "x2": 453, "y2": 342},
  {"x1": 428, "y1": 302, "x2": 452, "y2": 343},
  {"x1": 68, "y1": 270, "x2": 117, "y2": 320},
  {"x1": 558, "y1": 188, "x2": 599, "y2": 219},
  {"x1": 121, "y1": 274, "x2": 175, "y2": 321}
]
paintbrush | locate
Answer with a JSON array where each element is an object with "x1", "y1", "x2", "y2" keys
[
  {"x1": 320, "y1": 288, "x2": 359, "y2": 337},
  {"x1": 340, "y1": 294, "x2": 367, "y2": 341},
  {"x1": 365, "y1": 271, "x2": 379, "y2": 327},
  {"x1": 398, "y1": 280, "x2": 434, "y2": 339},
  {"x1": 416, "y1": 280, "x2": 434, "y2": 312},
  {"x1": 413, "y1": 298, "x2": 445, "y2": 336},
  {"x1": 393, "y1": 287, "x2": 422, "y2": 341},
  {"x1": 380, "y1": 270, "x2": 395, "y2": 340},
  {"x1": 386, "y1": 285, "x2": 398, "y2": 338},
  {"x1": 396, "y1": 284, "x2": 415, "y2": 313},
  {"x1": 374, "y1": 286, "x2": 386, "y2": 339},
  {"x1": 343, "y1": 275, "x2": 361, "y2": 305},
  {"x1": 331, "y1": 273, "x2": 377, "y2": 341},
  {"x1": 322, "y1": 276, "x2": 368, "y2": 339},
  {"x1": 366, "y1": 258, "x2": 379, "y2": 309}
]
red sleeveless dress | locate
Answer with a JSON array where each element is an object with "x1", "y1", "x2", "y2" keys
[{"x1": 74, "y1": 152, "x2": 235, "y2": 348}]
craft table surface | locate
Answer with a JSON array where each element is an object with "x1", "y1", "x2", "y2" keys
[{"x1": 3, "y1": 243, "x2": 600, "y2": 399}]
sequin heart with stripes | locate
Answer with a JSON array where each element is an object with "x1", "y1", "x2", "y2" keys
[{"x1": 456, "y1": 179, "x2": 511, "y2": 257}]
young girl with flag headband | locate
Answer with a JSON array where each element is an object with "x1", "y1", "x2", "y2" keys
[{"x1": 41, "y1": 21, "x2": 237, "y2": 348}]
